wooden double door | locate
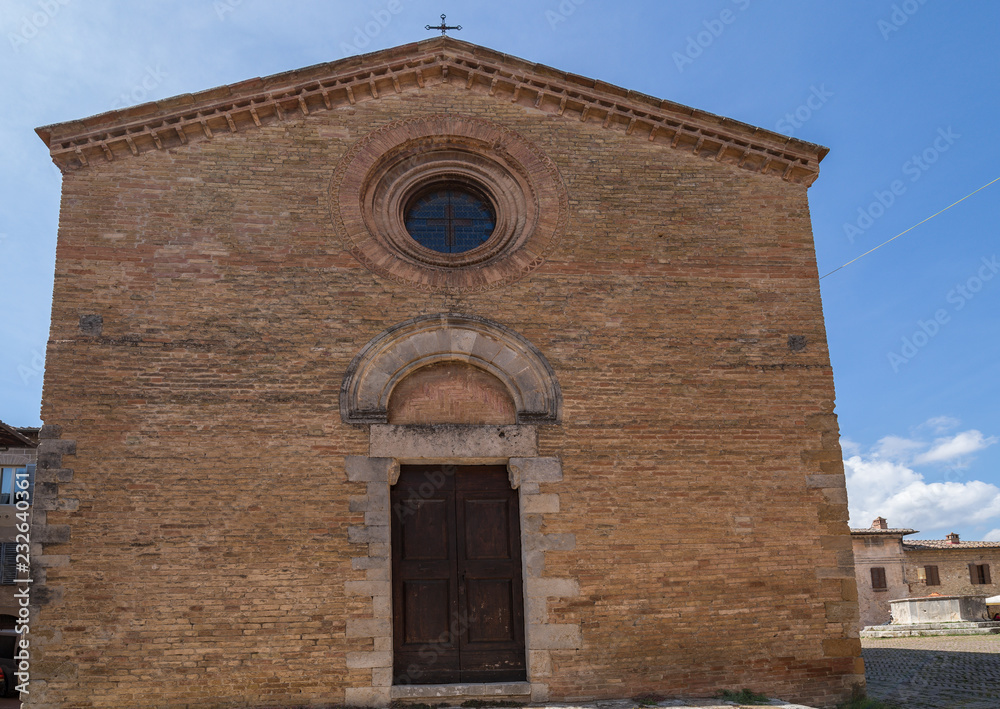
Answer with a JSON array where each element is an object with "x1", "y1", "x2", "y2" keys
[{"x1": 391, "y1": 465, "x2": 527, "y2": 684}]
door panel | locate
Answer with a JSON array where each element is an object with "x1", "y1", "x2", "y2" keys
[
  {"x1": 402, "y1": 498, "x2": 450, "y2": 560},
  {"x1": 403, "y1": 580, "x2": 451, "y2": 645},
  {"x1": 462, "y1": 499, "x2": 512, "y2": 559},
  {"x1": 392, "y1": 465, "x2": 526, "y2": 684},
  {"x1": 392, "y1": 467, "x2": 460, "y2": 683},
  {"x1": 466, "y1": 578, "x2": 515, "y2": 642},
  {"x1": 455, "y1": 470, "x2": 526, "y2": 682}
]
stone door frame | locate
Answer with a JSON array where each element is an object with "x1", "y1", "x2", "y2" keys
[
  {"x1": 344, "y1": 428, "x2": 580, "y2": 706},
  {"x1": 341, "y1": 315, "x2": 576, "y2": 707}
]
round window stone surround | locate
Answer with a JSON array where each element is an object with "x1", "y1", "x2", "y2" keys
[{"x1": 331, "y1": 115, "x2": 567, "y2": 292}]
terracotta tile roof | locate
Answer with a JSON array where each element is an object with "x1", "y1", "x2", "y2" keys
[
  {"x1": 903, "y1": 540, "x2": 1000, "y2": 550},
  {"x1": 0, "y1": 421, "x2": 37, "y2": 449},
  {"x1": 850, "y1": 528, "x2": 918, "y2": 535}
]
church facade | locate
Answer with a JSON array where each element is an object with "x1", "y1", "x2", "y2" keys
[{"x1": 32, "y1": 38, "x2": 862, "y2": 707}]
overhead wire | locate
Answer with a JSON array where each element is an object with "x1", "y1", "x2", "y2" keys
[{"x1": 820, "y1": 176, "x2": 1000, "y2": 280}]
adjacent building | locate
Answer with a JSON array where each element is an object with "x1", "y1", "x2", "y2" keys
[
  {"x1": 0, "y1": 421, "x2": 37, "y2": 659},
  {"x1": 851, "y1": 517, "x2": 1000, "y2": 628}
]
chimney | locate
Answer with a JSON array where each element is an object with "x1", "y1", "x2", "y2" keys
[
  {"x1": 947, "y1": 532, "x2": 960, "y2": 544},
  {"x1": 872, "y1": 517, "x2": 888, "y2": 530}
]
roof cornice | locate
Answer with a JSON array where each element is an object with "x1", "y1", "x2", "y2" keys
[
  {"x1": 36, "y1": 37, "x2": 827, "y2": 185},
  {"x1": 903, "y1": 540, "x2": 1000, "y2": 549},
  {"x1": 850, "y1": 528, "x2": 918, "y2": 536}
]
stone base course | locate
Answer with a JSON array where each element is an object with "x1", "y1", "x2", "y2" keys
[
  {"x1": 862, "y1": 620, "x2": 1000, "y2": 638},
  {"x1": 384, "y1": 699, "x2": 817, "y2": 709}
]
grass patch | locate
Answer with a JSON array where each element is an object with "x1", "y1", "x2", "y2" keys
[
  {"x1": 631, "y1": 695, "x2": 663, "y2": 707},
  {"x1": 717, "y1": 688, "x2": 770, "y2": 705}
]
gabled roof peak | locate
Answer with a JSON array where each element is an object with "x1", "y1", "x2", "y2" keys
[{"x1": 36, "y1": 37, "x2": 826, "y2": 184}]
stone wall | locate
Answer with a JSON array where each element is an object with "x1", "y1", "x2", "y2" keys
[
  {"x1": 904, "y1": 548, "x2": 1000, "y2": 601},
  {"x1": 32, "y1": 44, "x2": 860, "y2": 708}
]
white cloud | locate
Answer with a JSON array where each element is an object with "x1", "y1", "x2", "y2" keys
[
  {"x1": 845, "y1": 455, "x2": 1000, "y2": 531},
  {"x1": 873, "y1": 435, "x2": 924, "y2": 461},
  {"x1": 844, "y1": 420, "x2": 1000, "y2": 533},
  {"x1": 984, "y1": 529, "x2": 1000, "y2": 542},
  {"x1": 923, "y1": 416, "x2": 961, "y2": 434},
  {"x1": 913, "y1": 430, "x2": 998, "y2": 465},
  {"x1": 839, "y1": 437, "x2": 861, "y2": 456}
]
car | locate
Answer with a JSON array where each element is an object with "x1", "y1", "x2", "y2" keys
[
  {"x1": 0, "y1": 657, "x2": 13, "y2": 698},
  {"x1": 0, "y1": 627, "x2": 19, "y2": 699}
]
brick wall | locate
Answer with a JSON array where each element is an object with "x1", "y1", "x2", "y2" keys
[
  {"x1": 32, "y1": 70, "x2": 860, "y2": 707},
  {"x1": 387, "y1": 362, "x2": 516, "y2": 425}
]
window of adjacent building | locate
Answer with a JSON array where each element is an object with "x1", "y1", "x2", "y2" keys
[
  {"x1": 0, "y1": 544, "x2": 18, "y2": 585},
  {"x1": 970, "y1": 563, "x2": 992, "y2": 585},
  {"x1": 0, "y1": 466, "x2": 34, "y2": 505},
  {"x1": 923, "y1": 565, "x2": 940, "y2": 586},
  {"x1": 871, "y1": 567, "x2": 887, "y2": 590}
]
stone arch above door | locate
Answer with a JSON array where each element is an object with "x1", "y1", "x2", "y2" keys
[{"x1": 340, "y1": 313, "x2": 561, "y2": 425}]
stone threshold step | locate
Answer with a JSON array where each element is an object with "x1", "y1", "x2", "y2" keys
[
  {"x1": 391, "y1": 682, "x2": 531, "y2": 701},
  {"x1": 387, "y1": 688, "x2": 816, "y2": 708}
]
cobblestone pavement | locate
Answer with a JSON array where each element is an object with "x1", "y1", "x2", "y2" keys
[
  {"x1": 863, "y1": 635, "x2": 1000, "y2": 708},
  {"x1": 434, "y1": 701, "x2": 815, "y2": 709}
]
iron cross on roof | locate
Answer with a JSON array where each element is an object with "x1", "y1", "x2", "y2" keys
[{"x1": 425, "y1": 14, "x2": 461, "y2": 36}]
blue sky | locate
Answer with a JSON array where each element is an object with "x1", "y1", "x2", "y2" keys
[{"x1": 2, "y1": 1, "x2": 998, "y2": 540}]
